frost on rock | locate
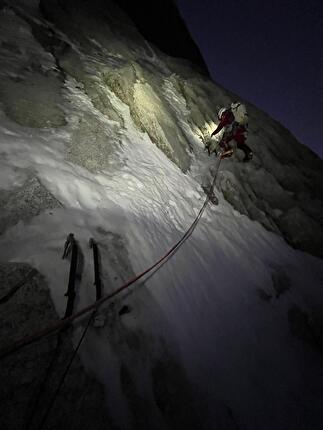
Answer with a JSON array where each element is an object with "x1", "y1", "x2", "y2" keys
[
  {"x1": 65, "y1": 110, "x2": 121, "y2": 172},
  {"x1": 0, "y1": 73, "x2": 66, "y2": 128},
  {"x1": 0, "y1": 1, "x2": 323, "y2": 430},
  {"x1": 0, "y1": 262, "x2": 110, "y2": 430},
  {"x1": 0, "y1": 7, "x2": 66, "y2": 128},
  {"x1": 0, "y1": 176, "x2": 63, "y2": 234},
  {"x1": 278, "y1": 206, "x2": 323, "y2": 257},
  {"x1": 103, "y1": 64, "x2": 192, "y2": 171},
  {"x1": 214, "y1": 114, "x2": 323, "y2": 258}
]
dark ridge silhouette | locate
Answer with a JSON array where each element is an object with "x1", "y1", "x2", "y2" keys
[{"x1": 114, "y1": 0, "x2": 210, "y2": 75}]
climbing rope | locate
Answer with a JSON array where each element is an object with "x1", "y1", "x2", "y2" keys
[
  {"x1": 37, "y1": 312, "x2": 95, "y2": 430},
  {"x1": 31, "y1": 160, "x2": 222, "y2": 428},
  {"x1": 0, "y1": 158, "x2": 221, "y2": 361},
  {"x1": 24, "y1": 332, "x2": 64, "y2": 430}
]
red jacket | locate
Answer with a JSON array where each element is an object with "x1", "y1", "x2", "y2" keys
[
  {"x1": 212, "y1": 110, "x2": 247, "y2": 144},
  {"x1": 211, "y1": 110, "x2": 235, "y2": 136},
  {"x1": 231, "y1": 125, "x2": 247, "y2": 144}
]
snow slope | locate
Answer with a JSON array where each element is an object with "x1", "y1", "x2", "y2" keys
[{"x1": 0, "y1": 2, "x2": 323, "y2": 429}]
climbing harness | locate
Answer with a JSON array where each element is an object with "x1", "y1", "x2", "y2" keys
[{"x1": 219, "y1": 148, "x2": 234, "y2": 159}]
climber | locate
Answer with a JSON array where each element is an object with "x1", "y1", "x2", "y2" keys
[{"x1": 208, "y1": 102, "x2": 253, "y2": 162}]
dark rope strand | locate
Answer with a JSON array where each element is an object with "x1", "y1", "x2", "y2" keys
[
  {"x1": 38, "y1": 312, "x2": 95, "y2": 430},
  {"x1": 0, "y1": 160, "x2": 221, "y2": 361}
]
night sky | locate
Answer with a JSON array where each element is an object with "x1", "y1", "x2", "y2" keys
[{"x1": 176, "y1": 0, "x2": 323, "y2": 158}]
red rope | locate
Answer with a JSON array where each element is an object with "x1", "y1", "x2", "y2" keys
[{"x1": 0, "y1": 159, "x2": 221, "y2": 360}]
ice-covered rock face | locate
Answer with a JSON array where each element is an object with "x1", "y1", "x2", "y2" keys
[
  {"x1": 0, "y1": 0, "x2": 322, "y2": 258},
  {"x1": 0, "y1": 1, "x2": 323, "y2": 430}
]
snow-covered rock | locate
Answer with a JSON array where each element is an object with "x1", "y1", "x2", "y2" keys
[{"x1": 0, "y1": 1, "x2": 322, "y2": 429}]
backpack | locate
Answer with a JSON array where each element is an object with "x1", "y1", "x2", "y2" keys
[{"x1": 230, "y1": 102, "x2": 248, "y2": 125}]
